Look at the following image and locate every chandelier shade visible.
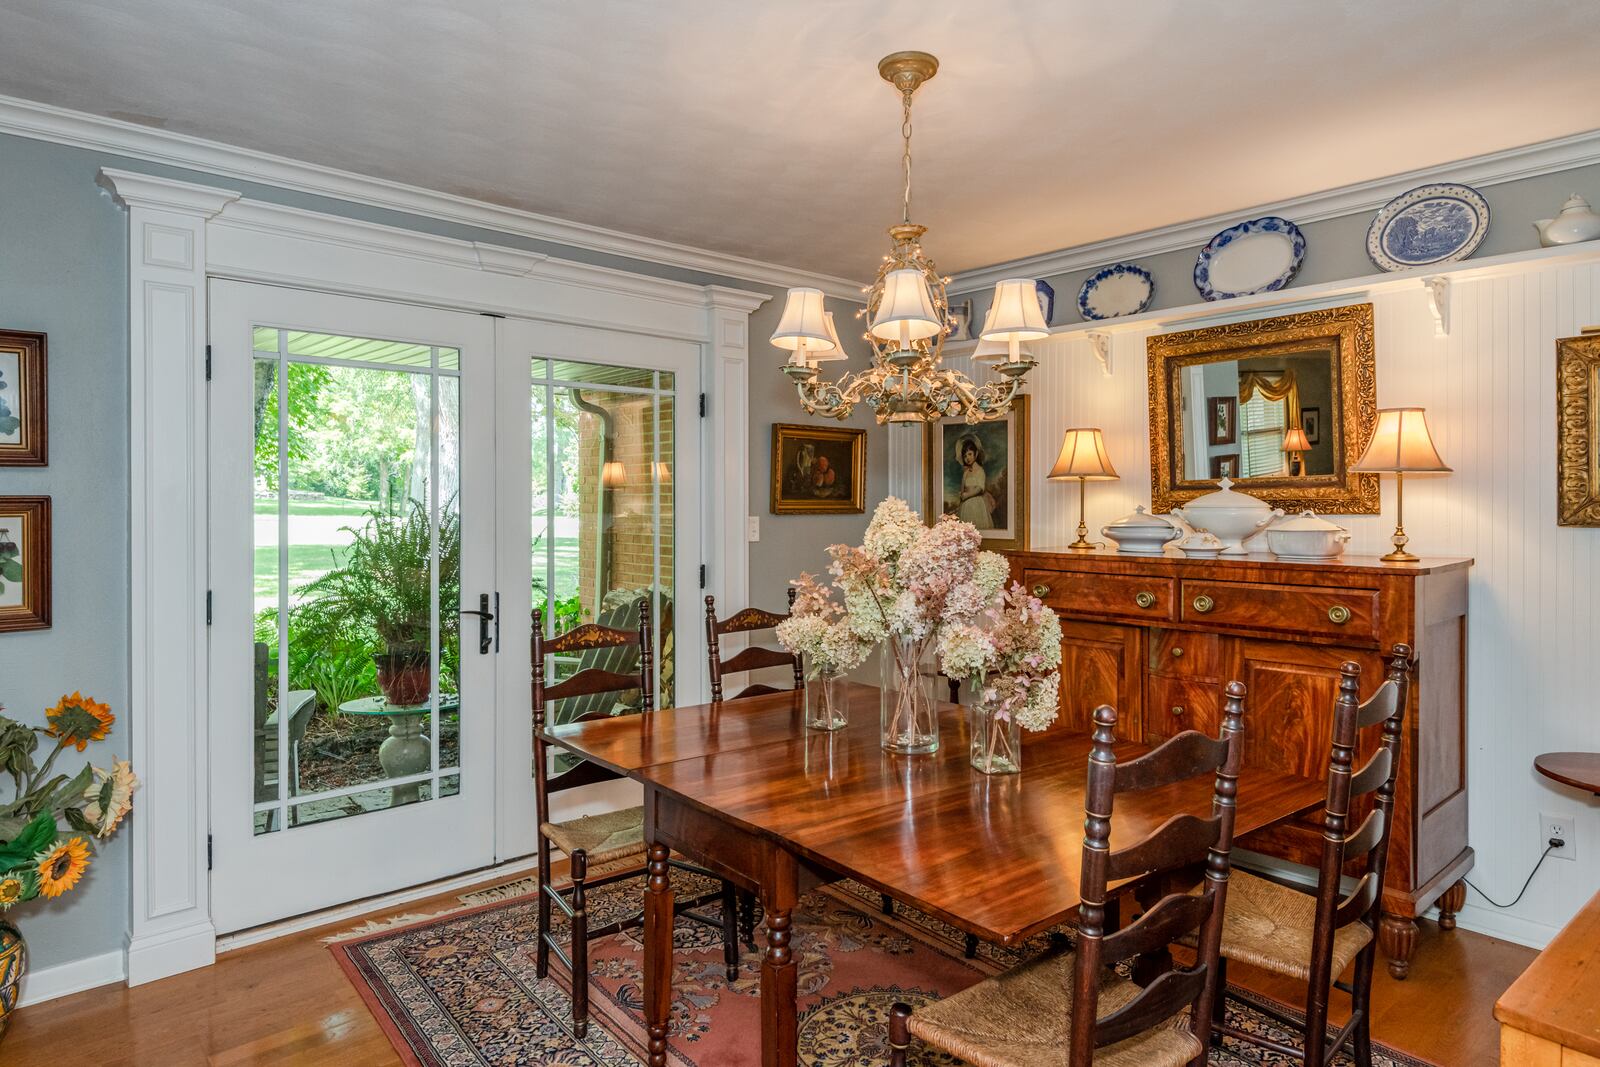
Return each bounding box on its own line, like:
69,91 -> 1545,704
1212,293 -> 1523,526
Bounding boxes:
771,288 -> 835,359
870,268 -> 942,344
972,336 -> 1029,363
810,310 -> 849,363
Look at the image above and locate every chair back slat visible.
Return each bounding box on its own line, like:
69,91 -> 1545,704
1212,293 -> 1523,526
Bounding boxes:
1356,678 -> 1401,729
1067,682 -> 1247,1060
545,667 -> 646,703
542,756 -> 619,796
726,682 -> 785,701
1092,967 -> 1209,1050
1349,747 -> 1394,798
546,621 -> 639,655
1342,807 -> 1386,860
705,590 -> 801,702
1113,730 -> 1231,794
1334,870 -> 1383,927
1105,813 -> 1221,882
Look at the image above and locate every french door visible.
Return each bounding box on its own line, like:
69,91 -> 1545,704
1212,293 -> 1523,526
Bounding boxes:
207,284 -> 703,930
208,281 -> 497,932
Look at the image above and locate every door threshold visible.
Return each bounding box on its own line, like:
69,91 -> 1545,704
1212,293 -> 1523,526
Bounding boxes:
216,853 -> 540,953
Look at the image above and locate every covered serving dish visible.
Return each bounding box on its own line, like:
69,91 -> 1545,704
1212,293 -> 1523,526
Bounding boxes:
1168,477 -> 1284,556
1101,506 -> 1181,555
1264,509 -> 1350,561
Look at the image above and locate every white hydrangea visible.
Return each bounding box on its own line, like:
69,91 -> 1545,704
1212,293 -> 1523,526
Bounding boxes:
938,622 -> 997,681
862,497 -> 925,572
1015,672 -> 1061,733
972,552 -> 1010,599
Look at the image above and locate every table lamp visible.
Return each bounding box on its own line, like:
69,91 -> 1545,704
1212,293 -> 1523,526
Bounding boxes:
1282,426 -> 1312,476
1048,428 -> 1119,550
1353,407 -> 1451,562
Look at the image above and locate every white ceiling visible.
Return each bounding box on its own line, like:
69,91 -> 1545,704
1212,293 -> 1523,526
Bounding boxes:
2,1 -> 1598,280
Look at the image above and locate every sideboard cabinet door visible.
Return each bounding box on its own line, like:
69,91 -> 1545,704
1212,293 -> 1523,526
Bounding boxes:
1056,620 -> 1142,739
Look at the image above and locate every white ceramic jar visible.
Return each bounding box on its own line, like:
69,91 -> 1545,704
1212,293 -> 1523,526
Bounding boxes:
1101,506 -> 1181,555
1534,194 -> 1600,247
1168,477 -> 1283,555
1264,509 -> 1351,561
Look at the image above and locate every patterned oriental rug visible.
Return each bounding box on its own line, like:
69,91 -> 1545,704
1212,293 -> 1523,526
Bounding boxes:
332,874 -> 1433,1066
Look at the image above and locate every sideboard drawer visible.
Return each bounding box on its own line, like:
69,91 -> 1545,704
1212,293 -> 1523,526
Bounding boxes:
1024,569 -> 1176,622
1178,579 -> 1379,640
1146,675 -> 1220,741
1149,629 -> 1222,679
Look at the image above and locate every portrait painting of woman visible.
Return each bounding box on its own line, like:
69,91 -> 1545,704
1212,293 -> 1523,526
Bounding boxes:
924,395 -> 1029,551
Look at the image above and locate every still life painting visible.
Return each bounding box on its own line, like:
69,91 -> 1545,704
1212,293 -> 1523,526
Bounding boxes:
925,395 -> 1028,551
770,423 -> 866,514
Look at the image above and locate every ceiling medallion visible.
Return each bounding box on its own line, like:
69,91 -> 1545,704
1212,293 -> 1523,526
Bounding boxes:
771,51 -> 1046,425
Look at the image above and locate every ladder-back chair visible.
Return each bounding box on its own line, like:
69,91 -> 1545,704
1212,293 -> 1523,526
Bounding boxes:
1208,645 -> 1412,1066
889,686 -> 1248,1067
704,589 -> 801,701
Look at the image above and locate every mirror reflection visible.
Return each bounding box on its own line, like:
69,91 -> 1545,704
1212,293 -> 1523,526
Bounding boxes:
1175,348 -> 1337,482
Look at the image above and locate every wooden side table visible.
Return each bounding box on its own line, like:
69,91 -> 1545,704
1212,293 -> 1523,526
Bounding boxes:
1535,752 -> 1600,796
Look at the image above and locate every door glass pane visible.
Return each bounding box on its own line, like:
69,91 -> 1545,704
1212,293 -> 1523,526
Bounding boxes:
252,330 -> 461,835
531,360 -> 676,735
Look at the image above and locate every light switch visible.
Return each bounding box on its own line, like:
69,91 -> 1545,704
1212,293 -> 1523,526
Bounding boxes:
747,515 -> 761,542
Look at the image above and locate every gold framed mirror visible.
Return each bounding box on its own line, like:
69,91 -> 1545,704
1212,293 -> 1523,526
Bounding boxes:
1147,302 -> 1379,514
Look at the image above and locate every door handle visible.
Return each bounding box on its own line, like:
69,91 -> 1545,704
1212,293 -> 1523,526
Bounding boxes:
459,592 -> 499,654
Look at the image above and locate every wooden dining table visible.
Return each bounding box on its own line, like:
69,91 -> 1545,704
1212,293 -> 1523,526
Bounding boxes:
543,682 -> 1326,1067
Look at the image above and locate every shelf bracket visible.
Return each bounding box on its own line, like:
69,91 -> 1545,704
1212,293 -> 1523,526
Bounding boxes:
1086,331 -> 1113,376
1423,276 -> 1451,336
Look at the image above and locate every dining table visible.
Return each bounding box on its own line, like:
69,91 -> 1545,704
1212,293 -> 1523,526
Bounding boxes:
542,682 -> 1326,1067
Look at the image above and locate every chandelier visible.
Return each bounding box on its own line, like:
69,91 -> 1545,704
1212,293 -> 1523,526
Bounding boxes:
773,51 -> 1046,424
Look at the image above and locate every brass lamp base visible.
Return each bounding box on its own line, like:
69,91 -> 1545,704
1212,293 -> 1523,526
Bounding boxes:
1380,471 -> 1420,562
1068,477 -> 1100,550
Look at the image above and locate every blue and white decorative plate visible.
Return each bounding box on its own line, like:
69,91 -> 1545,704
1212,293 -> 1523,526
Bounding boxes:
1035,279 -> 1055,325
1194,216 -> 1306,301
1365,183 -> 1490,272
1077,263 -> 1155,320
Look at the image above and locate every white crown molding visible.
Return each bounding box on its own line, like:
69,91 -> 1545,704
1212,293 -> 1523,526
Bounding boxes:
3,93 -> 864,300
97,167 -> 239,217
950,127 -> 1600,294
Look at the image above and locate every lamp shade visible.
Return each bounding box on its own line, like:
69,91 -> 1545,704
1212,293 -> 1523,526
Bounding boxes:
1353,408 -> 1451,472
980,278 -> 1049,342
972,336 -> 1029,363
869,268 -> 942,343
1282,427 -> 1312,452
808,310 -> 849,363
771,288 -> 836,353
1048,428 -> 1119,481
601,459 -> 627,488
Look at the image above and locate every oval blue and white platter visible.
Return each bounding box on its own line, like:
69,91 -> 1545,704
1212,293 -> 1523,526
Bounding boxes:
1194,216 -> 1306,301
1077,263 -> 1155,320
1366,183 -> 1490,272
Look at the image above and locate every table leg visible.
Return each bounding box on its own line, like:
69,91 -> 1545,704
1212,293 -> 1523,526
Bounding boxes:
379,713 -> 430,804
761,848 -> 800,1067
644,841 -> 673,1067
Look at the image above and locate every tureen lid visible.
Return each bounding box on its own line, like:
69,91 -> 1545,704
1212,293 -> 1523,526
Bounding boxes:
1104,505 -> 1176,531
1180,476 -> 1272,512
1271,509 -> 1346,532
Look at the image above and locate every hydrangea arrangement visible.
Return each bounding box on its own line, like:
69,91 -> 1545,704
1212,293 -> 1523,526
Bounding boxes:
940,581 -> 1064,732
774,572 -> 873,677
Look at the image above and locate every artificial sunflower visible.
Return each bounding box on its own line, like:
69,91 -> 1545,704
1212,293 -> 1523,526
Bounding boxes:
0,869 -> 36,909
83,759 -> 139,838
34,837 -> 91,899
45,691 -> 114,752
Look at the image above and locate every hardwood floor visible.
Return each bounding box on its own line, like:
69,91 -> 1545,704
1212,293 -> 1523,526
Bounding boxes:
5,880 -> 1532,1066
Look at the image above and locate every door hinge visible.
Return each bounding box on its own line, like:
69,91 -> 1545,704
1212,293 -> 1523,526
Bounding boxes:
205,343 -> 212,381
699,564 -> 707,589
699,392 -> 706,418
206,590 -> 213,625
207,834 -> 213,871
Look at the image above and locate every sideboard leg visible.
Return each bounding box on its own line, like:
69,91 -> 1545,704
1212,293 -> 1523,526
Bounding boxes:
1379,913 -> 1418,980
1437,880 -> 1467,931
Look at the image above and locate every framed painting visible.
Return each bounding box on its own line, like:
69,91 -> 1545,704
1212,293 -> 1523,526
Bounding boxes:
1210,452 -> 1241,479
0,496 -> 51,632
1301,406 -> 1322,445
1558,331 -> 1600,526
0,330 -> 47,466
1207,395 -> 1237,446
924,395 -> 1029,551
770,423 -> 867,514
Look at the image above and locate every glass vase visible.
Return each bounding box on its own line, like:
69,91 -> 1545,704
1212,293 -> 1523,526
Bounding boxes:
969,697 -> 1022,775
805,669 -> 849,731
880,635 -> 939,754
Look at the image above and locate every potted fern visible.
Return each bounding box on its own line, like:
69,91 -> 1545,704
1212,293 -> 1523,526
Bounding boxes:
298,500 -> 460,707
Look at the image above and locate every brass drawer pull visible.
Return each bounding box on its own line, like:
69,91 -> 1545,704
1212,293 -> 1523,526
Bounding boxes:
1031,583 -> 1050,598
1170,647 -> 1184,659
1134,591 -> 1156,609
1191,594 -> 1215,614
1171,705 -> 1186,717
1327,604 -> 1352,625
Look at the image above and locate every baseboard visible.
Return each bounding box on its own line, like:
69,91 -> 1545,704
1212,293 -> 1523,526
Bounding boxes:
1449,903 -> 1559,951
17,948 -> 125,1008
125,919 -> 217,986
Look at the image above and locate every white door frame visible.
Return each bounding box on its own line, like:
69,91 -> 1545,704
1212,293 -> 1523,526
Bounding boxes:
99,167 -> 767,984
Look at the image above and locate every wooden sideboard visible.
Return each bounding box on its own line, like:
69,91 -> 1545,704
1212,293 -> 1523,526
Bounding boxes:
1005,546 -> 1473,979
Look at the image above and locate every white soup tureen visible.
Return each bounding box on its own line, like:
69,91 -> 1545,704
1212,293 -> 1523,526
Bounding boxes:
1101,506 -> 1182,555
1264,510 -> 1351,561
1168,478 -> 1283,556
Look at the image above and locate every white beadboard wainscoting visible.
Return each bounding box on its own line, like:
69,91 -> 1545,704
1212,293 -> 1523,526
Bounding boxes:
893,249 -> 1600,948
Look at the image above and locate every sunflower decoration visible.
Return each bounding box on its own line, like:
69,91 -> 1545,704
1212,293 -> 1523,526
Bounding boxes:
44,692 -> 115,752
83,760 -> 139,838
34,838 -> 92,899
0,869 -> 37,909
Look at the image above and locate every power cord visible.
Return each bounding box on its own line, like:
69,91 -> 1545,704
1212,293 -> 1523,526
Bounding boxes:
1464,838 -> 1563,909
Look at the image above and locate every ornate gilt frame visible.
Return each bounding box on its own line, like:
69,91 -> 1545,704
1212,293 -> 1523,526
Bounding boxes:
770,423 -> 868,515
1557,332 -> 1600,526
1147,302 -> 1380,514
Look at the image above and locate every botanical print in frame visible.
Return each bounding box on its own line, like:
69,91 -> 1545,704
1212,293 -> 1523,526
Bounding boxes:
924,394 -> 1029,552
0,330 -> 47,466
1301,406 -> 1322,445
1207,395 -> 1237,446
1210,453 -> 1241,479
1557,332 -> 1600,526
0,496 -> 51,632
770,423 -> 867,514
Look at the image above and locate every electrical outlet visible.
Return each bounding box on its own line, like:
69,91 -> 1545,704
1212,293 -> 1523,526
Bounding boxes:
746,515 -> 760,542
1541,813 -> 1577,861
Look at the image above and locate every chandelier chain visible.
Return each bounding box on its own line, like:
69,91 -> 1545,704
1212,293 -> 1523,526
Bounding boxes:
901,89 -> 914,225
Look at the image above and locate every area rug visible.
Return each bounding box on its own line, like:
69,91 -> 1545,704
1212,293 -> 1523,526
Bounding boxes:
333,875 -> 1433,1066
